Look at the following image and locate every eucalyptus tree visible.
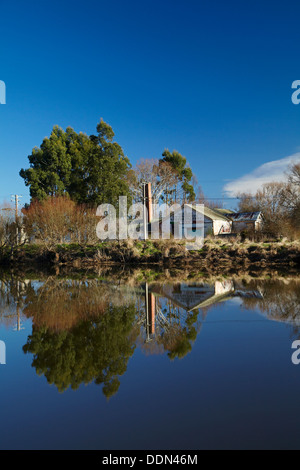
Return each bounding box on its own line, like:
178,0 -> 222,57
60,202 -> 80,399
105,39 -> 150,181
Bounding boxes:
159,150 -> 196,204
20,119 -> 132,207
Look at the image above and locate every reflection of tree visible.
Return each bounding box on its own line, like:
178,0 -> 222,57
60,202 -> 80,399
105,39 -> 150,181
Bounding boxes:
137,294 -> 202,360
160,308 -> 200,360
238,280 -> 300,337
240,280 -> 300,321
23,304 -> 138,398
21,278 -> 141,331
22,278 -> 109,331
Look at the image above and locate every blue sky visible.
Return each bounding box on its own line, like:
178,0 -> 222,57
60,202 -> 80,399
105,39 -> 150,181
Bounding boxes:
1,0 -> 300,209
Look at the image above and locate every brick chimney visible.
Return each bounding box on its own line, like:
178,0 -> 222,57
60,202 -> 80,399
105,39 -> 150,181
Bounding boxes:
145,183 -> 152,223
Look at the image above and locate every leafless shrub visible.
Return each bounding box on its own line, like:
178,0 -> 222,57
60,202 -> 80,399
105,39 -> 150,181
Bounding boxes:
22,196 -> 99,248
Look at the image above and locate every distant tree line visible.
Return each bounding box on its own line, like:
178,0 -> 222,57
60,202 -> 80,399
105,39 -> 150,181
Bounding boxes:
237,163 -> 300,238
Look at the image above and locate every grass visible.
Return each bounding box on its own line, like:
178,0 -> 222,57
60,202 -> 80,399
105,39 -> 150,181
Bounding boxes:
1,237 -> 300,271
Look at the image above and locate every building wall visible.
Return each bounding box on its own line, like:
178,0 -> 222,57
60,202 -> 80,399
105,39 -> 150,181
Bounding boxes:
255,219 -> 263,231
215,280 -> 234,295
186,219 -> 232,237
166,211 -> 233,238
212,220 -> 232,235
232,221 -> 256,232
204,221 -> 213,237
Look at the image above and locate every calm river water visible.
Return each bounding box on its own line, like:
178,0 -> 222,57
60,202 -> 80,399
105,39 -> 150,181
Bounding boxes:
0,270 -> 300,450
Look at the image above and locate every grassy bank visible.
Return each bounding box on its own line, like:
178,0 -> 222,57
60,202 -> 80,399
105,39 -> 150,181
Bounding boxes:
1,237 -> 300,273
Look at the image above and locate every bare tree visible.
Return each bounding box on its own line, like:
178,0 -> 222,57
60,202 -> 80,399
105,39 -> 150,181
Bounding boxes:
288,163 -> 300,188
237,192 -> 260,212
284,163 -> 300,228
237,182 -> 289,236
129,158 -> 178,205
22,196 -> 99,248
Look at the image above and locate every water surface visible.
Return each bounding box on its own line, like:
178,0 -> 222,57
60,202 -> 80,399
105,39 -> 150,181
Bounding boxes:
0,270 -> 300,450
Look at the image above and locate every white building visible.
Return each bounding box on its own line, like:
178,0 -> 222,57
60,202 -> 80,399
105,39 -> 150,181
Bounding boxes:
168,205 -> 232,238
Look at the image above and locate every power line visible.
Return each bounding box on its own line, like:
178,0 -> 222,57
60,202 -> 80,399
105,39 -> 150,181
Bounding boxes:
202,197 -> 239,200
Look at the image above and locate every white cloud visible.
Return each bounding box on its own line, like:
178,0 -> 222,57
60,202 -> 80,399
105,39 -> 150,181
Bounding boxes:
223,153 -> 300,197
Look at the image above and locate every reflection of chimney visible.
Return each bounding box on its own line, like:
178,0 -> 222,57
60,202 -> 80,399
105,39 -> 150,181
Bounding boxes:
145,183 -> 152,223
148,292 -> 156,336
145,283 -> 156,341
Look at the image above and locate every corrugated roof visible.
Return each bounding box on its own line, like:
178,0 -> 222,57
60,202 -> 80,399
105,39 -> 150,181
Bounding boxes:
226,212 -> 262,222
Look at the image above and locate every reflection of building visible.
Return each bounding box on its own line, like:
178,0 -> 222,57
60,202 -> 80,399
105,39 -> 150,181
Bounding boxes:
150,281 -> 235,312
233,289 -> 264,300
138,280 -> 266,354
138,280 -> 237,355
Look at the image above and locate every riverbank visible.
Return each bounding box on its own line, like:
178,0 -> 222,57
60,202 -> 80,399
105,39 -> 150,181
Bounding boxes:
1,238 -> 300,274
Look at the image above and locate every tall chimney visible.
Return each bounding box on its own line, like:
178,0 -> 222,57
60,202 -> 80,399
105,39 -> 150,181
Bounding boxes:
145,183 -> 152,223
